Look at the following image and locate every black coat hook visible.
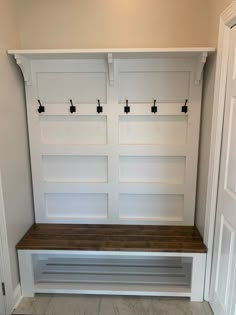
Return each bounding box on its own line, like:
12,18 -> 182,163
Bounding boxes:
124,100 -> 130,114
38,100 -> 45,113
151,99 -> 157,114
182,99 -> 188,114
70,99 -> 76,114
97,99 -> 103,114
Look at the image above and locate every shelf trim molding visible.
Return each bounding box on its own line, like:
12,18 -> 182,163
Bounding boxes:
9,47 -> 216,56
195,52 -> 208,85
14,54 -> 32,86
107,53 -> 114,86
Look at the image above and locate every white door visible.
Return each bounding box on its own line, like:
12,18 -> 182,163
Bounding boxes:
0,254 -> 6,315
210,25 -> 236,315
0,176 -> 6,315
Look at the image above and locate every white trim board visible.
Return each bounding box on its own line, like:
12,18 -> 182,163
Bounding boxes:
0,170 -> 16,315
8,48 -> 216,62
12,284 -> 22,311
203,0 -> 236,301
8,47 -> 215,54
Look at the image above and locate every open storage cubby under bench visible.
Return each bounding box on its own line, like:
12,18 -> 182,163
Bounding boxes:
17,224 -> 207,301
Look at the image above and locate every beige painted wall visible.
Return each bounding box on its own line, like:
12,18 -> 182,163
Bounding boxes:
16,0 -> 210,49
0,0 -> 34,297
15,0 -> 236,48
209,0 -> 234,45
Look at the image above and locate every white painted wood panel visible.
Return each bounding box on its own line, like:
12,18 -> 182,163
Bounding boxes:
40,116 -> 107,145
11,50 -> 205,225
119,71 -> 189,103
45,193 -> 108,219
43,155 -> 108,183
117,102 -> 190,116
119,156 -> 185,184
37,72 -> 107,104
119,194 -> 183,221
119,115 -> 188,145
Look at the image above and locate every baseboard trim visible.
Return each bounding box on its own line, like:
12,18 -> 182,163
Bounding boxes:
12,284 -> 22,312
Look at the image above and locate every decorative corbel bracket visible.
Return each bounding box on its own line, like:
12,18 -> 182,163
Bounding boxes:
107,53 -> 114,86
14,54 -> 32,86
195,52 -> 208,85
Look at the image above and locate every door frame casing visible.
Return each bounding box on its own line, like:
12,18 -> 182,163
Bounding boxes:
0,170 -> 16,315
204,0 -> 236,301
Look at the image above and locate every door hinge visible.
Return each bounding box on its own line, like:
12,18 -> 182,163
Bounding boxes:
2,282 -> 5,296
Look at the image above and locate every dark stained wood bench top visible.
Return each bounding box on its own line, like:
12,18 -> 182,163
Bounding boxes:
16,224 -> 207,253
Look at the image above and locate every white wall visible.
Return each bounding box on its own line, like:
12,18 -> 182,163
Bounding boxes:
0,0 -> 34,300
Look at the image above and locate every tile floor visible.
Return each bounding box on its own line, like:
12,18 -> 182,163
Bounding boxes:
13,294 -> 213,315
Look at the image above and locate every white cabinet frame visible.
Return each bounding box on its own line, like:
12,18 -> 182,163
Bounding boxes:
9,48 -> 214,226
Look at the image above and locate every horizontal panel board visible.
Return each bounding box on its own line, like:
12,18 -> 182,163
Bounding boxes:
34,257 -> 191,287
36,263 -> 185,277
36,272 -> 190,286
118,145 -> 187,156
119,71 -> 190,103
36,103 -> 109,116
45,193 -> 108,218
119,194 -> 184,221
119,156 -> 185,184
34,282 -> 191,297
117,103 -> 189,116
43,257 -> 185,267
40,144 -> 110,156
119,116 -> 188,145
40,116 -> 107,145
43,155 -> 108,183
37,72 -> 107,103
43,182 -> 109,194
119,183 -> 184,195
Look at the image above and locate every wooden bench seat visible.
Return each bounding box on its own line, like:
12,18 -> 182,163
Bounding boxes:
17,224 -> 207,253
17,224 -> 207,302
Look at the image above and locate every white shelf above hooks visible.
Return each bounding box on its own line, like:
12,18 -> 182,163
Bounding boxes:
8,47 -> 216,57
9,48 -> 215,87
